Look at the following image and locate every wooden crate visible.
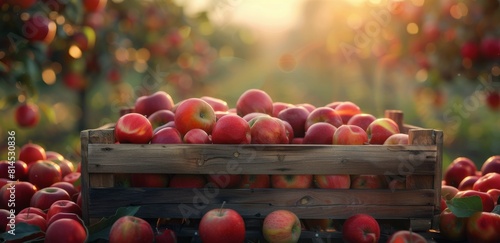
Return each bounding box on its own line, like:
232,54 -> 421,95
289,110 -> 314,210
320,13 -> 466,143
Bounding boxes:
80,110 -> 443,241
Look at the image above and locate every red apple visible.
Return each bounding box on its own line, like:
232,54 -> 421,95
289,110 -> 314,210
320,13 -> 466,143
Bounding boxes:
277,106 -> 310,138
262,210 -> 301,243
45,218 -> 87,243
304,107 -> 343,131
271,175 -> 312,189
19,142 -> 46,165
366,118 -> 400,144
63,172 -> 81,191
480,37 -> 500,60
487,189 -> 500,205
335,101 -> 362,124
481,155 -> 500,175
52,159 -> 75,178
83,0 -> 107,12
342,214 -> 380,243
155,228 -> 177,243
0,160 -> 28,181
239,175 -> 270,188
461,41 -> 480,60
183,128 -> 211,144
0,209 -> 10,233
0,181 -> 37,213
200,96 -> 229,112
388,178 -> 406,190
51,182 -> 79,200
135,91 -> 175,117
291,138 -> 303,144
439,208 -> 467,241
486,91 -> 500,110
115,113 -> 153,144
272,102 -> 294,117
46,151 -> 64,161
296,103 -> 316,113
350,175 -> 386,189
46,200 -> 82,220
174,98 -> 216,136
386,230 -> 427,243
15,103 -> 40,128
282,120 -> 294,143
458,175 -> 480,191
314,174 -> 350,189
212,114 -> 251,144
22,13 -> 57,44
207,174 -> 242,189
347,113 -> 376,131
199,207 -> 246,243
63,72 -> 87,91
19,207 -> 47,219
444,157 -> 477,188
14,212 -> 47,232
28,160 -> 62,189
441,185 -> 459,211
454,190 -> 494,212
383,133 -> 409,145
473,172 -> 500,192
130,173 -> 169,187
46,212 -> 84,227
151,127 -> 183,144
302,122 -> 337,144
30,187 -> 71,211
242,112 -> 269,122
325,101 -> 342,109
169,174 -> 206,188
332,125 -> 368,145
148,109 -> 175,129
236,89 -> 273,117
466,211 -> 500,243
249,116 -> 289,144
109,216 -> 154,243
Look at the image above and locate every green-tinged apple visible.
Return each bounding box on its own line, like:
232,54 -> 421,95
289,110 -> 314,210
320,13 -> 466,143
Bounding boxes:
211,114 -> 251,144
347,113 -> 376,131
51,182 -> 79,200
272,102 -> 294,117
151,127 -> 183,144
46,200 -> 82,220
444,157 -> 477,188
314,174 -> 350,189
333,125 -> 368,145
131,173 -> 169,187
28,160 -> 62,189
30,187 -> 71,211
304,107 -> 343,131
366,118 -> 400,144
148,109 -> 175,129
0,160 -> 28,181
0,181 -> 37,213
239,175 -> 270,188
169,174 -> 206,188
249,116 -> 289,144
15,103 -> 40,128
183,128 -> 211,144
473,172 -> 500,192
342,214 -> 380,243
19,142 -> 46,165
115,113 -> 153,144
174,98 -> 216,135
45,218 -> 87,243
277,106 -> 310,138
386,230 -> 427,243
198,207 -> 246,243
109,216 -> 154,243
383,133 -> 409,145
303,122 -> 337,144
334,101 -> 362,124
207,174 -> 242,188
135,91 -> 175,117
439,208 -> 467,241
458,175 -> 480,191
454,190 -> 494,212
466,212 -> 500,243
350,175 -> 386,189
271,175 -> 312,189
236,89 -> 274,117
262,210 -> 301,243
481,155 -> 500,175
155,228 -> 177,243
200,96 -> 229,112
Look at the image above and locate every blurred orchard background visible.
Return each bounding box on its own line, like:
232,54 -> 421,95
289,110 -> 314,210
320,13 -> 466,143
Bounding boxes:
0,0 -> 499,169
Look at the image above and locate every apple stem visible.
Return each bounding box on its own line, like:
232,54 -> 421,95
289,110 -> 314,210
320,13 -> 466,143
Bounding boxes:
219,201 -> 226,216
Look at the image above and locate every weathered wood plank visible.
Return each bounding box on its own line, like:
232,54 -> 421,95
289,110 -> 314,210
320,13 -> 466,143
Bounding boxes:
87,144 -> 437,175
80,130 -> 90,225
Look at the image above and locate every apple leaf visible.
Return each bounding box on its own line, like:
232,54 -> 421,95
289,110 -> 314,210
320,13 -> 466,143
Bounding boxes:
0,222 -> 43,242
86,206 -> 140,242
446,196 -> 483,218
492,205 -> 500,215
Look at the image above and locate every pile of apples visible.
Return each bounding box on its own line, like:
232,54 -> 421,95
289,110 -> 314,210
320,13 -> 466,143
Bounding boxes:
0,142 -> 84,242
440,155 -> 500,243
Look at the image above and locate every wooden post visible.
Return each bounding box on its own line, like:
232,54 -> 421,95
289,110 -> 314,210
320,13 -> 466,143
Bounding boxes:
385,110 -> 404,133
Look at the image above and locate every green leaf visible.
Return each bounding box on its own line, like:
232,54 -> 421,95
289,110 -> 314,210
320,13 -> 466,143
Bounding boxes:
446,196 -> 483,218
86,206 -> 141,242
0,222 -> 43,242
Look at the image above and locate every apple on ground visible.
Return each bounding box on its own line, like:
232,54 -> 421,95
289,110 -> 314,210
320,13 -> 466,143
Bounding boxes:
30,187 -> 71,211
347,113 -> 376,131
271,175 -> 312,189
239,175 -> 270,188
386,230 -> 427,243
0,181 -> 37,212
444,157 -> 477,188
134,91 -> 174,117
174,98 -> 216,136
200,96 -> 229,112
207,174 -> 242,189
277,106 -> 310,138
439,208 -> 467,241
314,174 -> 350,189
19,142 -> 47,165
481,155 -> 500,175
272,102 -> 294,117
383,133 -> 409,145
0,160 -> 28,181
151,127 -> 183,144
114,113 -> 153,144
211,114 -> 251,144
45,218 -> 87,243
366,118 -> 400,144
236,89 -> 274,117
46,199 -> 82,220
15,103 -> 40,128
334,101 -> 362,124
130,173 -> 169,187
333,125 -> 368,145
304,107 -> 343,131
350,175 -> 387,189
109,216 -> 154,243
466,211 -> 500,243
183,128 -> 211,144
169,174 -> 206,188
148,109 -> 175,129
28,160 -> 62,189
454,190 -> 494,212
155,228 -> 177,243
473,172 -> 500,192
302,122 -> 337,144
458,175 -> 480,191
262,210 -> 301,243
342,214 -> 380,243
249,116 -> 289,144
199,207 -> 246,243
